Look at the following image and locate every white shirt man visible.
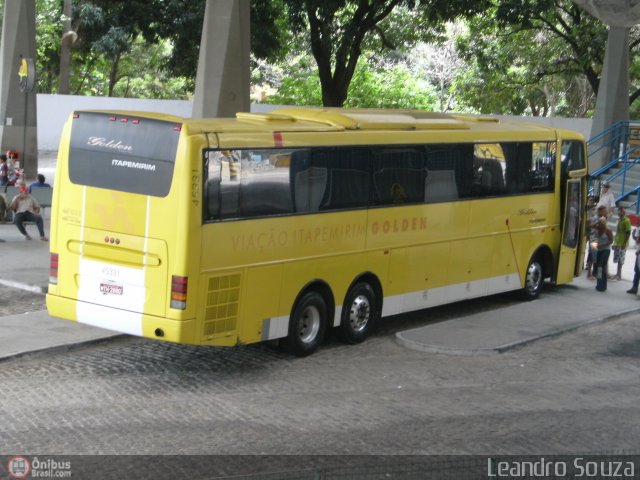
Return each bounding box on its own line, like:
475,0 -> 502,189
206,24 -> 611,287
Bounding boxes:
597,182 -> 616,219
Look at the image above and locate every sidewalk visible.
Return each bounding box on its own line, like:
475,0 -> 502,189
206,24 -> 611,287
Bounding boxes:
0,194 -> 120,361
396,272 -> 640,355
2,214 -> 640,361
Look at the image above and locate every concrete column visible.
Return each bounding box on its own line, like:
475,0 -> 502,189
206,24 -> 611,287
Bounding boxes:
0,0 -> 38,180
192,0 -> 250,119
589,26 -> 629,171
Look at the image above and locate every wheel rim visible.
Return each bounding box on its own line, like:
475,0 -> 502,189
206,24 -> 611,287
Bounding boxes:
526,261 -> 542,294
297,305 -> 321,344
348,294 -> 371,333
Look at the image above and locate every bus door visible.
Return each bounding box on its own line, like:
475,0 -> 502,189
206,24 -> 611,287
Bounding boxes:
556,139 -> 587,283
556,178 -> 584,283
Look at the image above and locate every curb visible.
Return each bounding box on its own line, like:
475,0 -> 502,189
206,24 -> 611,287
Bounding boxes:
0,278 -> 47,294
0,333 -> 126,363
395,307 -> 640,356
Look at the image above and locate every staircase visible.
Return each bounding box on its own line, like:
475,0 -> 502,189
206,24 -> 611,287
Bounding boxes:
588,120 -> 640,215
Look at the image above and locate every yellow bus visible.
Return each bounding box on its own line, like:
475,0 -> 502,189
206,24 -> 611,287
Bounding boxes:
46,108 -> 587,356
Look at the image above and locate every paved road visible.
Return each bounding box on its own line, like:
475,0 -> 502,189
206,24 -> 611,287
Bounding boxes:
1,290 -> 639,458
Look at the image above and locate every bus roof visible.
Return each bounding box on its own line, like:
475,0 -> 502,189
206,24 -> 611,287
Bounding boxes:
80,108 -> 581,140
181,107 -> 571,137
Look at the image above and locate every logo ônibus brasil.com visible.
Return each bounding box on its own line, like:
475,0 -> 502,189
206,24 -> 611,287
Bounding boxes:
7,455 -> 72,478
7,456 -> 31,478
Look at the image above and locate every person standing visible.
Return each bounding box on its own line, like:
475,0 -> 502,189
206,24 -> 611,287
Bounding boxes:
9,185 -> 47,241
611,206 -> 632,281
627,228 -> 640,294
0,154 -> 8,186
597,181 -> 616,219
586,203 -> 607,279
594,217 -> 613,292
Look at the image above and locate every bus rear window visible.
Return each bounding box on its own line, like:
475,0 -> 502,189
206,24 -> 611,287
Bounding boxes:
68,111 -> 181,197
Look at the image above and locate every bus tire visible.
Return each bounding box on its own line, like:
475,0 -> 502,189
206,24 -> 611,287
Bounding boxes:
521,256 -> 544,300
281,291 -> 327,357
338,282 -> 377,344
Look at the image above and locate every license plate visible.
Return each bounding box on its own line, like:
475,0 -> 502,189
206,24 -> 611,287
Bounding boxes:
100,283 -> 123,295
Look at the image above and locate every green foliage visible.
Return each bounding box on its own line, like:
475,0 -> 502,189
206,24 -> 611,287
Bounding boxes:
24,0 -> 640,118
454,0 -> 608,116
265,55 -> 438,109
34,0 -> 288,97
139,0 -> 291,80
345,61 -> 438,109
36,0 -> 63,93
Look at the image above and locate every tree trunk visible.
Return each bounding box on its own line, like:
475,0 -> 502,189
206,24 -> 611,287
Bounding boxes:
108,53 -> 121,97
58,0 -> 74,94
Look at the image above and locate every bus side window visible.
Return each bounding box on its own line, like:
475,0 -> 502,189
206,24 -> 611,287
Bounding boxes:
309,148 -> 370,210
372,148 -> 426,205
425,170 -> 458,202
290,149 -> 328,214
218,150 -> 241,218
293,167 -> 328,213
561,140 -> 585,174
204,151 -> 223,220
425,144 -> 473,201
502,142 -> 555,194
473,157 -> 505,196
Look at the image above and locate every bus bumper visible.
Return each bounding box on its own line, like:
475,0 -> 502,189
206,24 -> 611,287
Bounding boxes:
46,294 -> 197,345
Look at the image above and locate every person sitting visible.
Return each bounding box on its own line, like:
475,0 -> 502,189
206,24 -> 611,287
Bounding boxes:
28,173 -> 51,193
0,193 -> 7,223
10,185 -> 47,241
6,151 -> 23,186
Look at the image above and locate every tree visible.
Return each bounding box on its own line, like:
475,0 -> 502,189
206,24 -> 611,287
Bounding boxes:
407,23 -> 466,112
139,0 -> 291,87
35,0 -> 290,97
58,0 -> 75,94
458,0 -> 640,116
283,0 -> 490,107
264,52 -> 438,109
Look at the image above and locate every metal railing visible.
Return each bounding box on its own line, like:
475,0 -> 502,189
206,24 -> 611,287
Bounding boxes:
588,120 -> 640,213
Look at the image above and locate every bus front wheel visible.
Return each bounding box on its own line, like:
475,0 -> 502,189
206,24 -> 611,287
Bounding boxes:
522,256 -> 544,300
338,282 -> 378,344
281,291 -> 328,357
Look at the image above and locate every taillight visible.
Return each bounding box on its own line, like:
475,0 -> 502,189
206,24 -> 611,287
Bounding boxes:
49,253 -> 59,285
170,275 -> 188,310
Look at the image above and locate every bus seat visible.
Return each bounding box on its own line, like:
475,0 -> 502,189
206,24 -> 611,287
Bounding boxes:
484,158 -> 505,192
294,167 -> 327,213
206,179 -> 220,219
219,182 -> 241,218
322,168 -> 370,209
424,170 -> 458,202
241,174 -> 292,217
373,168 -> 425,204
480,169 -> 493,189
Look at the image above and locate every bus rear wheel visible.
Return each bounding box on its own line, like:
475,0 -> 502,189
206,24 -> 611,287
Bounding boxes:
521,256 -> 544,300
338,282 -> 377,344
281,291 -> 328,357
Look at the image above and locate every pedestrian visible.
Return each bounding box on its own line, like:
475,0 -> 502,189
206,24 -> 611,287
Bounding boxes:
594,216 -> 613,292
0,154 -> 8,186
610,206 -> 632,281
627,228 -> 640,294
597,181 -> 616,219
9,185 -> 48,241
585,195 -> 607,280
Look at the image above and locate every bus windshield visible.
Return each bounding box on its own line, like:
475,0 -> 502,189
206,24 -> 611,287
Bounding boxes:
68,111 -> 181,197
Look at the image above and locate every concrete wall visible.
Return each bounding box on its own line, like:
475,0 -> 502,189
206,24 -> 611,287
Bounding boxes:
37,94 -> 192,151
36,94 -> 593,151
